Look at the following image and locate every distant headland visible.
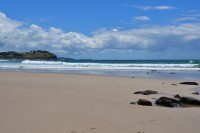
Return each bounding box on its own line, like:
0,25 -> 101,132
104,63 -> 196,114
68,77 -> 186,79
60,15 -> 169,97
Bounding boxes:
0,50 -> 57,60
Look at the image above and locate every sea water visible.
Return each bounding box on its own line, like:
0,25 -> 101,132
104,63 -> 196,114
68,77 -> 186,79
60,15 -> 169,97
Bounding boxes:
0,59 -> 200,80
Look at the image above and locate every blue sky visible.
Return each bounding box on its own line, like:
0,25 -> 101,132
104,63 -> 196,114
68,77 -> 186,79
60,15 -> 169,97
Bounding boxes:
0,0 -> 200,59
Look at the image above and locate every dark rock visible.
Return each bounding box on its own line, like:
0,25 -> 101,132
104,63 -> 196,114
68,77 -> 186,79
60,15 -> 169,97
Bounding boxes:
170,72 -> 176,74
130,102 -> 136,104
134,90 -> 158,95
179,97 -> 200,106
131,77 -> 135,78
134,91 -> 143,94
174,94 -> 181,99
192,92 -> 199,95
137,99 -> 152,106
171,84 -> 177,86
155,97 -> 179,107
180,82 -> 198,85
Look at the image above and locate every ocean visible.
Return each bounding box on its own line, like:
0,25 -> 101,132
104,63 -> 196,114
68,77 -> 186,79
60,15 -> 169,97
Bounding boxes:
0,59 -> 200,80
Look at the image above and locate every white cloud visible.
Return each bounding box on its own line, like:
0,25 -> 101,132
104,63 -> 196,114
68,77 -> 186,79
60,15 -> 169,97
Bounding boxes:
174,13 -> 200,22
112,29 -> 119,32
133,16 -> 150,22
0,11 -> 200,56
0,12 -> 22,33
134,5 -> 177,10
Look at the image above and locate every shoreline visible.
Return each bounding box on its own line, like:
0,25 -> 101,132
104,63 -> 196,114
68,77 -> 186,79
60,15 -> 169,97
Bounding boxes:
0,68 -> 200,80
1,58 -> 200,80
0,71 -> 200,133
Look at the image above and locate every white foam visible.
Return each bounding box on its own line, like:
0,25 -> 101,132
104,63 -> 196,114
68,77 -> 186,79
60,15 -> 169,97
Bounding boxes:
0,60 -> 8,62
21,60 -> 68,65
1,60 -> 200,71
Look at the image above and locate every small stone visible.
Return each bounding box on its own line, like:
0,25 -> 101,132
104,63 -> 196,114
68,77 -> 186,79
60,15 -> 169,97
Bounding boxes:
130,102 -> 136,105
134,90 -> 158,95
192,92 -> 199,95
170,72 -> 176,74
180,82 -> 198,85
174,94 -> 181,99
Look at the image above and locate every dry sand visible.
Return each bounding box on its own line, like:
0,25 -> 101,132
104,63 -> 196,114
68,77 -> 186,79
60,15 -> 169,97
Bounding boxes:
0,71 -> 200,133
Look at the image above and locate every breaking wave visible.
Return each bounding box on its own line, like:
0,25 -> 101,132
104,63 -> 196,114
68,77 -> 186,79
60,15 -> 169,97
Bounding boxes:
0,60 -> 196,71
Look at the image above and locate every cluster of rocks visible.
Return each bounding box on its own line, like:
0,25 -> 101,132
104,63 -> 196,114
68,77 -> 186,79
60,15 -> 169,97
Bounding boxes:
131,94 -> 200,108
130,81 -> 200,108
157,95 -> 200,107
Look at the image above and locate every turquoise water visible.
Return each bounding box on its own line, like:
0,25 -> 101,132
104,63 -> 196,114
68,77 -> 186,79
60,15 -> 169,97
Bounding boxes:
0,59 -> 200,79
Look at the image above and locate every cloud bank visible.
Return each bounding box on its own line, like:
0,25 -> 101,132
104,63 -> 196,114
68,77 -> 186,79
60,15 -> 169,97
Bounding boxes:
0,11 -> 200,57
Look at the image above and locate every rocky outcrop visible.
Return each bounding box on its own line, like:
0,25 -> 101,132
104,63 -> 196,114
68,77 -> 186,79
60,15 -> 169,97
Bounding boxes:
0,50 -> 57,60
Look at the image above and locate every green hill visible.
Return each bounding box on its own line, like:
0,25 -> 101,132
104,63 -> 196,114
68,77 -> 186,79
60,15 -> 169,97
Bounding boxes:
0,50 -> 57,60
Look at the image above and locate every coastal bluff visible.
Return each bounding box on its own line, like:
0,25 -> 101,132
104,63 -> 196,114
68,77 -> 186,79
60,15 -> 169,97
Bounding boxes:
0,50 -> 57,60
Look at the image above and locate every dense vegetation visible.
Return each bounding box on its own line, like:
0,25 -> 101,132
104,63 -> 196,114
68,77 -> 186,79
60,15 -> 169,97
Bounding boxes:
0,50 -> 57,60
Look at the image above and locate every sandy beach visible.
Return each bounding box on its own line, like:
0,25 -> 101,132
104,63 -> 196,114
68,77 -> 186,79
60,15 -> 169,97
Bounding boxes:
0,71 -> 200,133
